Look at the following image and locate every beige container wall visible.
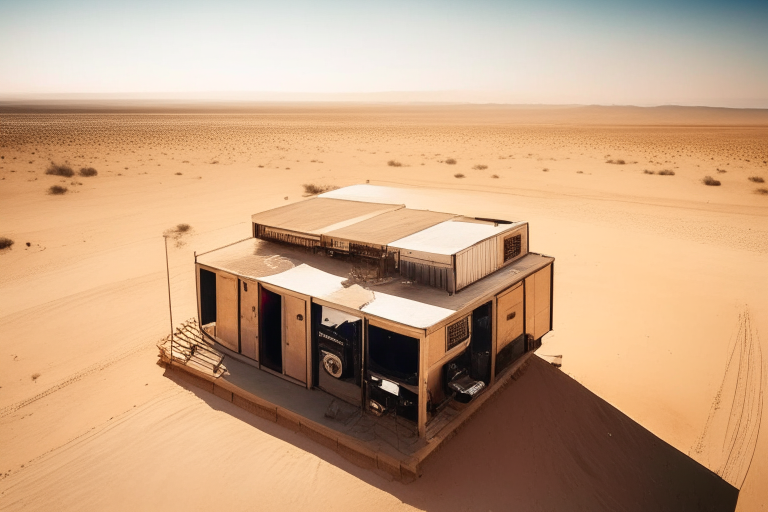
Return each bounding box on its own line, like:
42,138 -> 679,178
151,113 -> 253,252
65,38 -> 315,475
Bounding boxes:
240,280 -> 259,361
534,264 -> 552,340
455,237 -> 499,290
524,264 -> 553,341
216,272 -> 239,352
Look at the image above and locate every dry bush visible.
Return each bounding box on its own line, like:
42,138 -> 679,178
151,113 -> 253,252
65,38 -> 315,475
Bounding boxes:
473,164 -> 488,170
702,176 -> 721,186
0,237 -> 14,250
717,168 -> 727,173
542,168 -> 549,172
643,169 -> 655,174
445,158 -> 457,165
748,176 -> 765,183
48,185 -> 68,195
31,373 -> 41,381
303,183 -> 338,195
175,172 -> 183,175
491,174 -> 499,179
657,170 -> 675,175
454,173 -> 465,178
164,223 -> 192,247
606,159 -> 626,165
387,160 -> 402,167
46,162 -> 74,177
78,167 -> 97,177
755,188 -> 768,195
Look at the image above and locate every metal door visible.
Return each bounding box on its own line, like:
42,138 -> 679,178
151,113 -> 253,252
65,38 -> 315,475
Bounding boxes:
496,283 -> 524,352
216,273 -> 239,352
283,295 -> 307,383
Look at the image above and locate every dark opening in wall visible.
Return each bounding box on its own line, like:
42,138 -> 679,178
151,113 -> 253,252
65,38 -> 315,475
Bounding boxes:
260,288 -> 283,373
367,325 -> 419,386
199,269 -> 217,325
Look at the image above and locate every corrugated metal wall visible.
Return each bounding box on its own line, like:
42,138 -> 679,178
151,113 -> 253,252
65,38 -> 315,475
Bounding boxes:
400,259 -> 454,291
455,237 -> 499,290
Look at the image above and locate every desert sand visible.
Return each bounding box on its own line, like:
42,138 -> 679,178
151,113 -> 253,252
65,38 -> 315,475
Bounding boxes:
0,104 -> 766,511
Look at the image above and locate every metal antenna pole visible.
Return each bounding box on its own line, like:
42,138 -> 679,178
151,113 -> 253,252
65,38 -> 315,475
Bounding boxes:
164,235 -> 174,365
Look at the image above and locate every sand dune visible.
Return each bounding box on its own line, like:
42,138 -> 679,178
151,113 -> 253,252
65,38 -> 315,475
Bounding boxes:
0,105 -> 766,510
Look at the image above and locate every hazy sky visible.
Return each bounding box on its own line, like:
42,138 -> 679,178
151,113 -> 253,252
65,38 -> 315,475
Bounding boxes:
1,0 -> 766,106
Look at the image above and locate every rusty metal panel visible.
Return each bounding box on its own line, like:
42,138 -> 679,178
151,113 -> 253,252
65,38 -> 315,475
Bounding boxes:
216,272 -> 239,352
240,280 -> 258,361
283,294 -> 307,383
496,284 -> 524,352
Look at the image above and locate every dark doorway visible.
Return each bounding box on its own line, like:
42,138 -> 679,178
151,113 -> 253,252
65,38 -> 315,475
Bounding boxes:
259,288 -> 282,373
199,268 -> 217,325
470,301 -> 492,384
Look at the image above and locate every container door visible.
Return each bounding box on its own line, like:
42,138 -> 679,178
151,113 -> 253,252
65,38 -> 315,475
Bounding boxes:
283,295 -> 307,383
497,283 -> 524,351
240,280 -> 258,360
216,273 -> 239,352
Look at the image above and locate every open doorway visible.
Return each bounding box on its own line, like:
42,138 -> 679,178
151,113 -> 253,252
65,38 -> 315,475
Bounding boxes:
366,324 -> 420,423
260,288 -> 282,373
470,301 -> 492,384
200,268 -> 217,327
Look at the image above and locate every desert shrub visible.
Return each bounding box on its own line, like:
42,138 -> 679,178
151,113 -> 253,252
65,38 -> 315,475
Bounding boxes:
657,170 -> 675,176
48,185 -> 68,195
445,158 -> 457,165
31,373 -> 41,381
542,168 -> 549,172
755,188 -> 768,195
454,173 -> 465,178
175,172 -> 183,175
175,223 -> 191,233
387,160 -> 402,167
78,167 -> 97,177
303,183 -> 338,195
606,159 -> 626,165
643,170 -> 655,175
702,176 -> 721,186
46,162 -> 74,177
0,237 -> 14,250
491,174 -> 499,178
473,164 -> 488,170
748,176 -> 765,183
717,168 -> 727,173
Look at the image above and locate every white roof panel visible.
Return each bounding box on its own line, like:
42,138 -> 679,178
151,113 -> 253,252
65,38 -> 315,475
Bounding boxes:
259,264 -> 344,298
389,220 -> 516,256
361,293 -> 455,329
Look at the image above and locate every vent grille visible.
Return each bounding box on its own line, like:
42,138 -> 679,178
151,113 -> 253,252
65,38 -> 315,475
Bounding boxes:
503,234 -> 522,262
446,317 -> 470,351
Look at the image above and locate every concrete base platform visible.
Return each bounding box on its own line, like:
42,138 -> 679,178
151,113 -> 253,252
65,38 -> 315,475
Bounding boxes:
160,350 -> 534,481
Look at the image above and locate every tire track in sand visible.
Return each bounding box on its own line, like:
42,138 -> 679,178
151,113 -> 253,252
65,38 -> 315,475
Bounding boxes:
0,339 -> 157,419
690,307 -> 764,488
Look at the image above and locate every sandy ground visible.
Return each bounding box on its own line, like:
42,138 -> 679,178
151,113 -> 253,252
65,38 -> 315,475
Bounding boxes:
0,105 -> 766,510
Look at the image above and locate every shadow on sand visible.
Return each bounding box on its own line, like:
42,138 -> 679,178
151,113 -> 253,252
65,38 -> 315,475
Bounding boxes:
170,356 -> 738,512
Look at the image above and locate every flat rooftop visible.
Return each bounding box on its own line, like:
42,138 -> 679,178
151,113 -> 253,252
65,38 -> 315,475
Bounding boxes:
197,238 -> 553,330
250,197 -> 402,235
323,208 -> 456,247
